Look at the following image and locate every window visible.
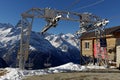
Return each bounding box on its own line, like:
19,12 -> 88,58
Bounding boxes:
85,42 -> 90,49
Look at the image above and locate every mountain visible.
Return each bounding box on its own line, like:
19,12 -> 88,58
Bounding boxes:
44,33 -> 80,51
0,21 -> 80,69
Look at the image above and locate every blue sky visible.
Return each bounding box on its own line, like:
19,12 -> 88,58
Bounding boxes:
0,0 -> 120,34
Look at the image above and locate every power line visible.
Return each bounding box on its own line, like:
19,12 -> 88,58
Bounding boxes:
73,0 -> 104,11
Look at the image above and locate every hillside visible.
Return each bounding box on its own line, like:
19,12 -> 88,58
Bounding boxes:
0,21 -> 80,69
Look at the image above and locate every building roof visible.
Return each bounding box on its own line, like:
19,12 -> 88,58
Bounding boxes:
80,26 -> 120,39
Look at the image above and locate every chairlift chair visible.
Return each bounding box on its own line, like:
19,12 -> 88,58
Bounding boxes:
44,53 -> 51,67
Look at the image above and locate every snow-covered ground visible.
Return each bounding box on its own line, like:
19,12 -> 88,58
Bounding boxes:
0,62 -> 106,80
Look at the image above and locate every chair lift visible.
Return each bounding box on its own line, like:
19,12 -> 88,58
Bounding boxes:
44,52 -> 51,67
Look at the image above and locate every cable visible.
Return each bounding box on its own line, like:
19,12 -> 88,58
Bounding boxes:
73,0 -> 104,11
109,15 -> 120,20
64,0 -> 81,10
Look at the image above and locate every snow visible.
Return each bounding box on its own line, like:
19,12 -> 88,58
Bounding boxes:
45,35 -> 63,48
29,45 -> 36,51
87,65 -> 106,69
0,24 -> 20,46
0,68 -> 22,80
49,62 -> 86,72
0,28 -> 12,37
0,62 -> 106,80
45,33 -> 80,51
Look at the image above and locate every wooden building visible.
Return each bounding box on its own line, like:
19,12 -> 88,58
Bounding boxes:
80,26 -> 120,67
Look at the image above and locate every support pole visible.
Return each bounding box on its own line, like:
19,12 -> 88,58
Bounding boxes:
18,17 -> 34,69
19,18 -> 25,69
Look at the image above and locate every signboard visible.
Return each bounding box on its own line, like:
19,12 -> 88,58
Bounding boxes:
94,43 -> 107,59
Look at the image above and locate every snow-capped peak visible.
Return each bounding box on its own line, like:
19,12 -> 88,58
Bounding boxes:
45,33 -> 80,52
